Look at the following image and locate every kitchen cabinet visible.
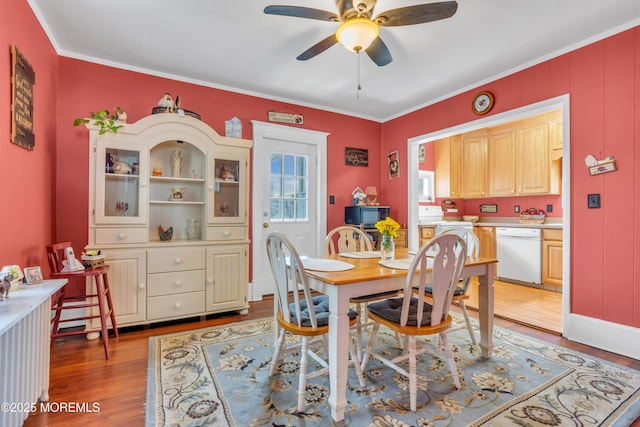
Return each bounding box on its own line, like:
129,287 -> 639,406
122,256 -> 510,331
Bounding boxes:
419,225 -> 435,248
542,228 -> 563,289
461,131 -> 488,198
85,113 -> 251,327
434,110 -> 562,199
474,226 -> 496,259
488,124 -> 518,196
518,116 -> 552,195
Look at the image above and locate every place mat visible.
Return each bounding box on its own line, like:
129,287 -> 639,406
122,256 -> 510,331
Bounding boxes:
338,251 -> 381,259
378,257 -> 432,270
299,256 -> 354,272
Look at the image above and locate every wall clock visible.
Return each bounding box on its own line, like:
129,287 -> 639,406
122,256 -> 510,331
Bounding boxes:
472,91 -> 494,115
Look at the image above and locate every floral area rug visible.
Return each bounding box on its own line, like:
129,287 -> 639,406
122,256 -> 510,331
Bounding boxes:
146,315 -> 640,426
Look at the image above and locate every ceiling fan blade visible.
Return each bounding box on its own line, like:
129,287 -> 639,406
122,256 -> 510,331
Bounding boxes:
264,5 -> 340,22
374,1 -> 458,27
296,34 -> 338,61
366,36 -> 392,66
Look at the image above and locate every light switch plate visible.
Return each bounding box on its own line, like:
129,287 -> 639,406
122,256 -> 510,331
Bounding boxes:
588,194 -> 600,209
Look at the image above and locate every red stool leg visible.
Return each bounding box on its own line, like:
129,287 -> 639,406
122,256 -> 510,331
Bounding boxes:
102,272 -> 118,338
94,274 -> 110,359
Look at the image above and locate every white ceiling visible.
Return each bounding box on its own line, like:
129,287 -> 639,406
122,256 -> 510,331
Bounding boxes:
29,0 -> 640,122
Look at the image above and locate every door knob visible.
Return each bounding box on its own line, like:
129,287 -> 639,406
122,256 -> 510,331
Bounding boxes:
263,223 -> 269,228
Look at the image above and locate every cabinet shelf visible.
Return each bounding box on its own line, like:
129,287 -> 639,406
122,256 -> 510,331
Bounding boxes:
150,176 -> 205,183
106,173 -> 140,180
214,179 -> 239,184
150,200 -> 205,205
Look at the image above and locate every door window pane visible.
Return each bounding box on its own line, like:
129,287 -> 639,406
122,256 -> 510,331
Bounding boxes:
270,152 -> 309,222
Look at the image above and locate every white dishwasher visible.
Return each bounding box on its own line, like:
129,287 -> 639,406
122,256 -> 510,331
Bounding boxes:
496,227 -> 542,284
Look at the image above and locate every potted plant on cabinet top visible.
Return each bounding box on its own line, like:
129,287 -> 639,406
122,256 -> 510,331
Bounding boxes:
74,107 -> 126,135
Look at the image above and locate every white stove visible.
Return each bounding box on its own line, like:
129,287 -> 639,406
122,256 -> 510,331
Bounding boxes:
418,205 -> 473,233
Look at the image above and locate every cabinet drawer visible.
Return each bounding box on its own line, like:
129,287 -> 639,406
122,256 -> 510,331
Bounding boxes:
206,226 -> 247,241
147,291 -> 205,320
95,228 -> 147,244
147,270 -> 205,297
420,227 -> 435,239
147,247 -> 205,273
543,228 -> 563,241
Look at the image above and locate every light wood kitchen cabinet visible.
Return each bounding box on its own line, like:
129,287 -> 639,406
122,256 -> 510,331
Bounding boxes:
461,131 -> 488,198
394,229 -> 408,249
434,110 -> 562,199
518,117 -> 552,195
419,226 -> 435,248
85,113 -> 251,327
542,229 -> 563,288
488,124 -> 518,196
473,226 -> 496,259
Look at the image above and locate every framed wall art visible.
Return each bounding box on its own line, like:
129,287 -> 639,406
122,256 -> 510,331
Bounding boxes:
345,147 -> 368,167
388,150 -> 400,179
418,144 -> 425,164
11,45 -> 36,151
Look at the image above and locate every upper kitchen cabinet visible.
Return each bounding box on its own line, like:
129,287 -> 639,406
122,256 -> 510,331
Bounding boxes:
461,130 -> 488,198
435,110 -> 562,199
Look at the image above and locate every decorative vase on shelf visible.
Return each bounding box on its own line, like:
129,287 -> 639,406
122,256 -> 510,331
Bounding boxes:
186,218 -> 200,240
380,234 -> 395,260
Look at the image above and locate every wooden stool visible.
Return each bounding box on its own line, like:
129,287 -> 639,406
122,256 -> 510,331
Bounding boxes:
47,242 -> 118,359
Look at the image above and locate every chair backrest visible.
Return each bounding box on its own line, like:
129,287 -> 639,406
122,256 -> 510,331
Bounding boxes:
404,233 -> 467,327
325,225 -> 373,254
266,232 -> 319,329
47,241 -> 72,275
436,227 -> 479,292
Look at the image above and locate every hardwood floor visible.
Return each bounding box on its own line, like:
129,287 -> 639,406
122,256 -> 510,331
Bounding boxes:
465,279 -> 563,334
23,297 -> 639,427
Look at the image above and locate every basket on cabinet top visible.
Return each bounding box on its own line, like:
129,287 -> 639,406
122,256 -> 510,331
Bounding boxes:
519,214 -> 545,224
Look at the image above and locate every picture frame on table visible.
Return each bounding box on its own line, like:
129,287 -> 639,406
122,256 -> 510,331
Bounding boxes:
24,266 -> 43,284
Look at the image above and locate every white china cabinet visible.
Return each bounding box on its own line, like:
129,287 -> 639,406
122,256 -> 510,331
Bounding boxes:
86,113 -> 251,327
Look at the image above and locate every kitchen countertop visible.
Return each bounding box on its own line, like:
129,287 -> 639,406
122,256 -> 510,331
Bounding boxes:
419,217 -> 562,229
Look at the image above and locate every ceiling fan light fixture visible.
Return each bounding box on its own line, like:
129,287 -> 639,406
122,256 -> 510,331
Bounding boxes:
336,18 -> 379,53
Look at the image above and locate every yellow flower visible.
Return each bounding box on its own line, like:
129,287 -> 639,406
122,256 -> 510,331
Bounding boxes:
375,217 -> 400,237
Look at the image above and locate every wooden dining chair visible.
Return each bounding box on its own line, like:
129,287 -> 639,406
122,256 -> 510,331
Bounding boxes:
422,227 -> 480,345
360,233 -> 467,411
266,232 -> 365,412
325,225 -> 402,358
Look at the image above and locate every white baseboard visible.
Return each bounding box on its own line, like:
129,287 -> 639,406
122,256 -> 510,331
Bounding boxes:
565,313 -> 640,360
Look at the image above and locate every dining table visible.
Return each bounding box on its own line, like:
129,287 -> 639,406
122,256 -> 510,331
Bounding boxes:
302,247 -> 498,422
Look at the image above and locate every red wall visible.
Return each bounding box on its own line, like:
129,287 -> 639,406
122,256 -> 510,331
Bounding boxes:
0,1 -> 58,274
56,58 -> 383,265
382,28 -> 640,328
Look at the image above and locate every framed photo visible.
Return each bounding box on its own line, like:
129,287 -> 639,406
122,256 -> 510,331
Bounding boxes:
388,150 -> 400,179
418,144 -> 425,164
24,266 -> 43,284
344,147 -> 368,167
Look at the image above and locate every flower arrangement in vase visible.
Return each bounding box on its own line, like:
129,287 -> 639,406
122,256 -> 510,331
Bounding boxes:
375,217 -> 400,260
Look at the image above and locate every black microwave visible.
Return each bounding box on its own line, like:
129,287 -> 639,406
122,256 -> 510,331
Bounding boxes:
344,206 -> 390,228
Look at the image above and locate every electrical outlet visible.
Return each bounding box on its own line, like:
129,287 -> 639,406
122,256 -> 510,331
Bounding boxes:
546,204 -> 553,213
588,194 -> 600,209
514,205 -> 520,213
329,195 -> 335,205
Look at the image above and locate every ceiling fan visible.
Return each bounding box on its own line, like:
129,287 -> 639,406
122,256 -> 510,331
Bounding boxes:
264,0 -> 458,66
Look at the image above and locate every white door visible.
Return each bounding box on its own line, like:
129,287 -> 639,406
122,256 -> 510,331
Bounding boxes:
251,121 -> 328,301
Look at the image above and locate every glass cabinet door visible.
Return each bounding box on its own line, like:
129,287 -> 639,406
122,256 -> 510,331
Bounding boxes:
95,140 -> 148,224
207,153 -> 246,224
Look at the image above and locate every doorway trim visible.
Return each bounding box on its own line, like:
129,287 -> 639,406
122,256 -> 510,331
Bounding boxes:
406,94 -> 571,336
250,120 -> 328,301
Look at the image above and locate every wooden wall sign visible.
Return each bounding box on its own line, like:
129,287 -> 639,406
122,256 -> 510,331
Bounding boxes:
268,111 -> 303,125
344,147 -> 368,166
11,45 -> 36,151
